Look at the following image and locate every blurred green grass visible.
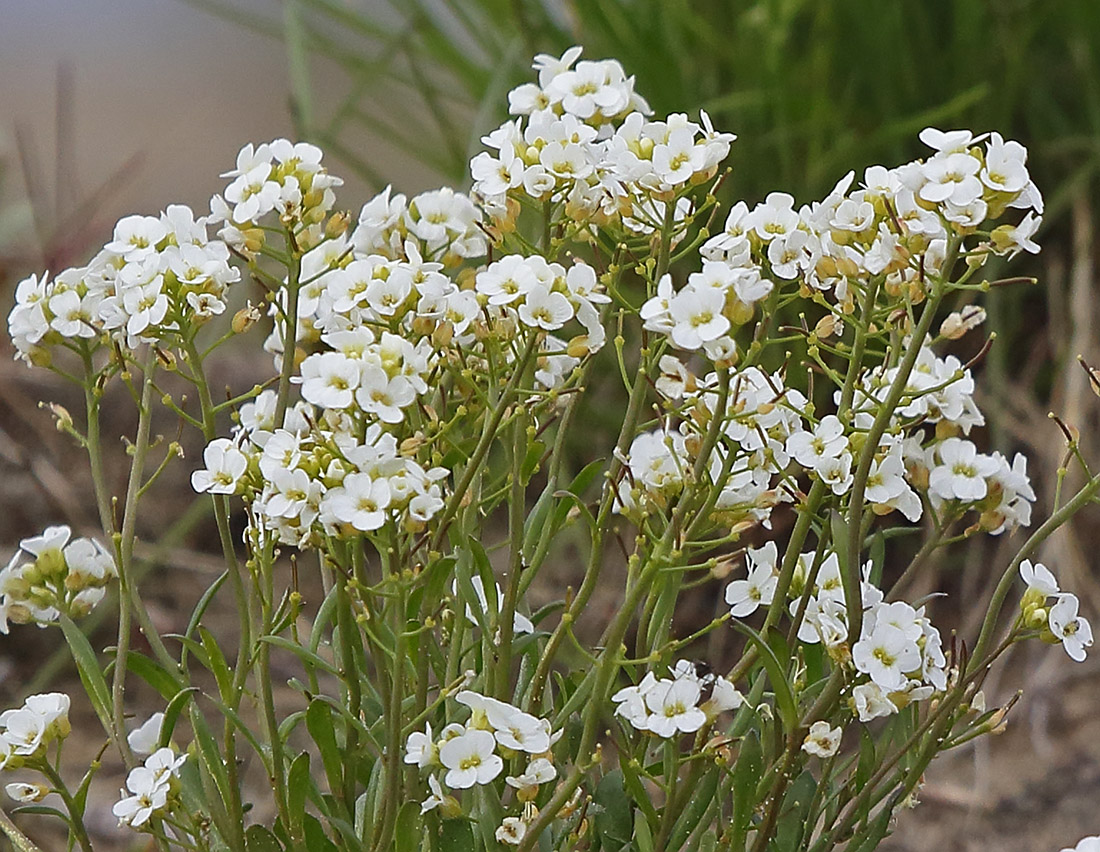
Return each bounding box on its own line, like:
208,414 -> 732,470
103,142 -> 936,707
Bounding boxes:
185,0 -> 1099,214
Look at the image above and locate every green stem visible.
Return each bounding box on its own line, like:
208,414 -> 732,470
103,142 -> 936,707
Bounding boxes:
495,398 -> 528,700
111,348 -> 160,769
844,279 -> 946,644
430,337 -> 538,551
184,339 -> 249,846
273,236 -> 303,427
38,762 -> 94,852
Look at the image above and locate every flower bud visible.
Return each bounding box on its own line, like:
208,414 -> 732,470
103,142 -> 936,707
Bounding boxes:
232,303 -> 262,334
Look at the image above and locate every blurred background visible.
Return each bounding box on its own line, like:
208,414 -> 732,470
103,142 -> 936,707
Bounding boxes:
1,1 -> 1098,849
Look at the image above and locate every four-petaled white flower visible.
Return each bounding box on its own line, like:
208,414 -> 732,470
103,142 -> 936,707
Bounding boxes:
1049,594 -> 1093,662
802,721 -> 842,758
438,729 -> 503,789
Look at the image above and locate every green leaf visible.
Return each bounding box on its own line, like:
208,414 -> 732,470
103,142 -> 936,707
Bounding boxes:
774,770 -> 818,852
438,819 -> 476,852
634,807 -> 655,852
868,530 -> 886,588
855,727 -> 876,795
592,771 -> 632,848
260,635 -> 340,677
307,700 -> 345,805
58,615 -> 112,737
288,752 -> 311,837
184,570 -> 228,643
188,703 -> 234,839
303,814 -> 339,852
244,825 -> 284,852
847,804 -> 893,852
668,765 -> 719,850
731,731 -> 762,851
125,651 -> 183,701
199,626 -> 234,702
395,800 -> 422,852
158,686 -> 198,749
733,622 -> 798,732
521,439 -> 545,484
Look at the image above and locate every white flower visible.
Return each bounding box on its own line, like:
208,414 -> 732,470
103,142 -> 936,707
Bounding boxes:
496,816 -> 527,846
668,286 -> 729,351
404,722 -> 434,767
725,542 -> 778,618
853,623 -> 921,691
105,215 -> 167,260
786,416 -> 846,469
852,682 -> 896,722
458,576 -> 535,636
643,677 -> 706,737
113,776 -> 169,828
5,782 -> 47,803
981,132 -> 1029,194
298,353 -> 360,410
191,438 -> 249,495
802,721 -> 842,758
324,472 -> 391,532
127,712 -> 165,755
419,775 -> 449,814
506,757 -> 557,789
438,729 -> 503,789
1049,594 -> 1093,662
928,438 -> 999,502
519,285 -> 574,331
355,366 -> 416,424
1020,560 -> 1059,597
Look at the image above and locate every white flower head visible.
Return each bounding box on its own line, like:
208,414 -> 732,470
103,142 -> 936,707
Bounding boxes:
438,728 -> 503,789
1049,594 -> 1093,662
802,721 -> 842,758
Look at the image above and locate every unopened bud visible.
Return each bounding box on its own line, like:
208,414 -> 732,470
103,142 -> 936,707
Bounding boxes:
814,314 -> 842,339
46,402 -> 73,432
232,303 -> 262,334
939,305 -> 986,340
325,211 -> 350,238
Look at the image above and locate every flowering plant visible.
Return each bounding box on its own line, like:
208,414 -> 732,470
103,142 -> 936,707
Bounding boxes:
1,48 -> 1093,852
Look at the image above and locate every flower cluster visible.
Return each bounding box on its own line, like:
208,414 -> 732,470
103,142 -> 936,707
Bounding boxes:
0,525 -> 115,630
474,254 -> 607,344
723,540 -> 953,722
473,47 -> 733,233
0,694 -> 70,768
641,125 -> 1043,361
612,660 -> 743,736
9,206 -> 239,360
1020,560 -> 1094,661
209,139 -> 343,257
616,365 -> 807,530
405,689 -> 560,843
848,598 -> 949,720
112,747 -> 187,829
192,393 -> 447,547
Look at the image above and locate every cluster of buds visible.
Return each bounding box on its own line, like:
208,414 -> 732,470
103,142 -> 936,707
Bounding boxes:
0,525 -> 115,630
